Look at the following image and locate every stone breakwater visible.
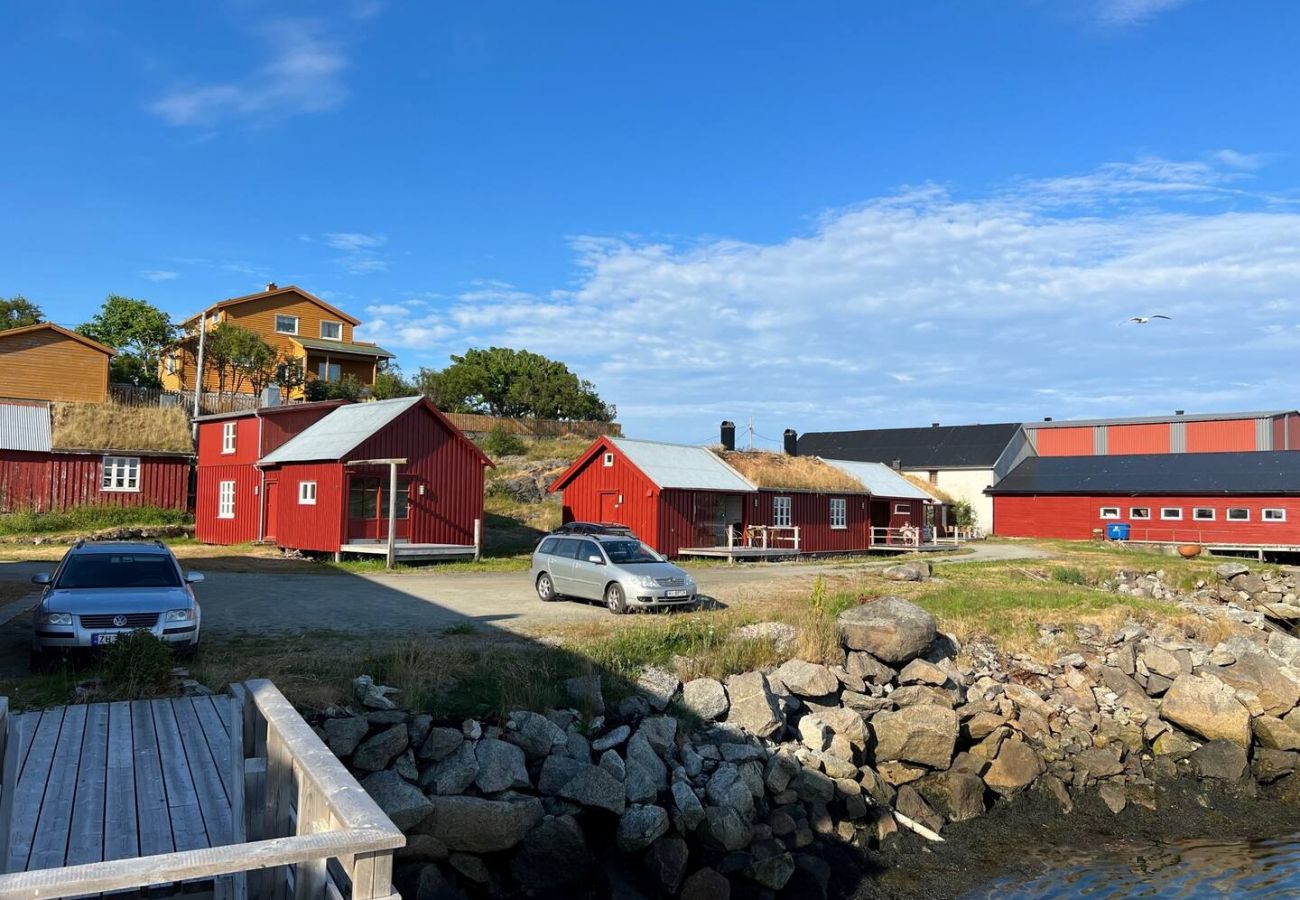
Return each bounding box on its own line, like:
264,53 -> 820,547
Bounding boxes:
330,564 -> 1300,899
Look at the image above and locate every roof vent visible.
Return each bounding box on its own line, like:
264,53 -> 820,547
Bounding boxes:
1175,410 -> 1185,416
890,458 -> 902,470
1044,417 -> 1053,422
265,282 -> 278,291
931,422 -> 940,428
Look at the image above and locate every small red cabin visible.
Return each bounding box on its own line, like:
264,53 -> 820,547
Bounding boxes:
195,397 -> 491,558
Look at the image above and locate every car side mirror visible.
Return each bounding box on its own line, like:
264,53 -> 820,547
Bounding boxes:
185,571 -> 205,584
588,555 -> 604,564
31,572 -> 52,585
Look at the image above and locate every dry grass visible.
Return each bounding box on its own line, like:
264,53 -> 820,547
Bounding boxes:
720,451 -> 864,492
901,472 -> 955,503
51,402 -> 193,454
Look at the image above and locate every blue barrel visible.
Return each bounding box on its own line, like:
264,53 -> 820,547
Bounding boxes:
1106,523 -> 1131,541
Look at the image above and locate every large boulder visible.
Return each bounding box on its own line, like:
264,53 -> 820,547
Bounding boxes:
1213,647 -> 1300,717
558,763 -> 627,815
424,796 -> 544,853
475,738 -> 530,794
419,727 -> 464,762
724,671 -> 784,739
646,837 -> 690,895
637,667 -> 681,711
323,715 -> 370,757
421,742 -> 479,795
351,724 -> 409,772
870,704 -> 958,769
982,740 -> 1043,795
838,597 -> 936,665
682,678 -> 730,720
1215,562 -> 1251,580
883,562 -> 930,582
774,659 -> 840,697
360,770 -> 433,830
1189,740 -> 1249,781
1161,673 -> 1252,747
915,771 -> 986,822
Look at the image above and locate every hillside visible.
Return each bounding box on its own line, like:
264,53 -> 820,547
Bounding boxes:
480,436 -> 589,553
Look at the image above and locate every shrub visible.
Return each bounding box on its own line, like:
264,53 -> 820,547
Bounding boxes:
480,424 -> 527,458
1051,566 -> 1088,585
951,500 -> 976,528
102,630 -> 174,697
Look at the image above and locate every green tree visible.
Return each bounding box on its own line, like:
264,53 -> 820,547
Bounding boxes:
421,347 -> 615,421
204,322 -> 278,394
79,295 -> 177,387
0,296 -> 44,331
371,363 -> 416,400
304,373 -> 366,402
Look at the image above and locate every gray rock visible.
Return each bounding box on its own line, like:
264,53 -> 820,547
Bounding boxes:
564,674 -> 605,715
408,713 -> 433,751
704,806 -> 753,852
360,769 -> 433,830
775,659 -> 840,697
351,724 -> 409,772
706,764 -> 754,819
538,755 -> 584,795
323,715 -> 370,757
1214,647 -> 1300,717
561,730 -> 592,763
395,833 -> 449,863
638,716 -> 678,755
724,671 -> 784,739
559,763 -> 627,815
617,804 -> 670,852
645,837 -> 690,894
638,666 -> 680,711
681,867 -> 731,900
592,724 -> 631,752
506,711 -> 568,758
916,771 -> 986,822
838,597 -> 937,665
1098,782 -> 1127,814
734,621 -> 799,654
683,678 -> 730,720
791,767 -> 835,805
896,784 -> 943,834
846,651 -> 897,685
424,796 -> 543,853
870,704 -> 958,769
448,853 -> 489,884
462,719 -> 482,740
1189,740 -> 1249,781
1253,749 -> 1299,784
765,753 -> 799,794
394,749 -> 419,782
672,780 -> 706,831
625,731 -> 668,802
1161,673 -> 1251,746
353,674 -> 399,710
883,563 -> 929,582
600,748 -> 627,781
898,659 -> 948,687
423,742 -> 479,795
419,726 -> 464,762
746,848 -> 796,890
475,738 -> 530,794
412,863 -> 463,900
983,740 -> 1044,795
1216,562 -> 1251,580
509,815 -> 592,892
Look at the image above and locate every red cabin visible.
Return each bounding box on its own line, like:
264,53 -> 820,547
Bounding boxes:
195,397 -> 491,560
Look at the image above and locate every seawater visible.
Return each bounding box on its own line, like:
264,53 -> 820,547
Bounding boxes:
963,833 -> 1300,898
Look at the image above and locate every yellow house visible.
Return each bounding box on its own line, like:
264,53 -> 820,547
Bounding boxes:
0,323 -> 115,403
160,284 -> 394,397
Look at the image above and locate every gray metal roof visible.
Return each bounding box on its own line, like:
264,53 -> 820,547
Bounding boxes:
820,459 -> 933,501
259,396 -> 423,465
0,403 -> 52,452
1026,410 -> 1293,429
611,438 -> 757,493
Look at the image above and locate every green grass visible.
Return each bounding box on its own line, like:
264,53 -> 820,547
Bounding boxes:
325,553 -> 531,575
0,505 -> 192,537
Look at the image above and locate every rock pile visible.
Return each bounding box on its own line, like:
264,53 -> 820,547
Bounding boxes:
1107,562 -> 1300,629
488,458 -> 570,504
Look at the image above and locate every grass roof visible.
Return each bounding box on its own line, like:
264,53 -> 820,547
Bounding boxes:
902,471 -> 956,504
718,450 -> 865,492
52,402 -> 194,454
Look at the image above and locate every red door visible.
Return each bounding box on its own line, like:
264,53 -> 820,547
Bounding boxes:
347,476 -> 412,542
264,481 -> 278,541
600,491 -> 620,523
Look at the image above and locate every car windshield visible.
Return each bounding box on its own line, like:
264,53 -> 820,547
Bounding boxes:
602,540 -> 662,564
56,554 -> 181,589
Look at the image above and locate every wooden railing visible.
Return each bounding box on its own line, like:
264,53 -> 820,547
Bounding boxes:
734,525 -> 801,551
0,680 -> 404,900
110,384 -> 266,416
871,526 -> 921,548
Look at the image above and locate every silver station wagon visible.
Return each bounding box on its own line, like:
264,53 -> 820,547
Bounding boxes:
531,534 -> 697,614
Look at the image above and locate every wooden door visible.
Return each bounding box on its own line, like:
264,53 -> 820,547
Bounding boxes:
600,491 -> 620,523
264,481 -> 278,541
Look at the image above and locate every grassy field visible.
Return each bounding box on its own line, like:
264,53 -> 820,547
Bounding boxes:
0,505 -> 193,538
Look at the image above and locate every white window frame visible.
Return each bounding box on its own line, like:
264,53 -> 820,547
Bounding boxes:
1129,507 -> 1151,520
222,421 -> 237,454
218,481 -> 236,519
319,320 -> 343,341
1264,508 -> 1287,522
773,496 -> 792,528
829,498 -> 847,530
1193,507 -> 1216,521
299,481 -> 317,505
1160,507 -> 1183,521
602,452 -> 615,468
101,456 -> 140,493
274,314 -> 299,335
1099,507 -> 1121,519
893,503 -> 911,515
1227,507 -> 1251,522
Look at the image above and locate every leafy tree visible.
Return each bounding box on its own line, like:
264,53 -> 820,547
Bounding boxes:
371,363 -> 417,400
0,296 -> 43,331
421,347 -> 615,421
79,295 -> 177,387
204,322 -> 277,395
951,499 -> 976,528
304,373 -> 366,402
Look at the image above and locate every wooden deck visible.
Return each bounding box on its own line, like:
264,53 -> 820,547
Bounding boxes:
340,541 -> 477,561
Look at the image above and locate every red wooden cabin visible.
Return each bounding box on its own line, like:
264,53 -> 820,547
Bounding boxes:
195,396 -> 491,559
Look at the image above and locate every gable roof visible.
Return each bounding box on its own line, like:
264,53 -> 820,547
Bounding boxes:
820,459 -> 933,501
184,285 -> 361,327
613,439 -> 756,492
1026,410 -> 1295,429
719,451 -> 866,493
0,323 -> 116,356
0,402 -> 52,452
798,423 -> 1024,469
988,451 -> 1300,497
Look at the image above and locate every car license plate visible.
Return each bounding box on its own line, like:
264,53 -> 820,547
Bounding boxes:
664,590 -> 689,599
92,633 -> 118,646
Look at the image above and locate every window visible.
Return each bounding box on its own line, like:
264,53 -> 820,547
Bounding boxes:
299,481 -> 317,505
576,540 -> 603,563
1227,508 -> 1250,522
274,314 -> 299,335
318,361 -> 342,382
1193,508 -> 1216,521
218,481 -> 236,519
894,503 -> 911,515
603,452 -> 615,468
1160,507 -> 1183,520
165,353 -> 177,375
320,321 -> 342,341
773,496 -> 792,528
56,554 -> 181,589
537,537 -> 559,555
101,456 -> 140,492
1264,508 -> 1287,522
222,421 -> 236,454
1130,507 -> 1151,520
830,498 -> 847,530
1100,507 -> 1121,519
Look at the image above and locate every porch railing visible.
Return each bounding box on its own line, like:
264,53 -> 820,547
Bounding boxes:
731,525 -> 801,551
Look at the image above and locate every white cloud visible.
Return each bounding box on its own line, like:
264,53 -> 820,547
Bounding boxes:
1095,0 -> 1190,25
319,232 -> 388,273
150,19 -> 348,127
324,232 -> 387,251
141,269 -> 179,282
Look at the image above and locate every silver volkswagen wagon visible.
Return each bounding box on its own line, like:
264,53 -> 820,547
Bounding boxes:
531,534 -> 697,614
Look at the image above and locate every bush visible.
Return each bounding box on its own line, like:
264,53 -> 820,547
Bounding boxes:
951,499 -> 976,528
480,424 -> 527,458
102,630 -> 174,697
304,374 -> 367,402
1051,566 -> 1088,585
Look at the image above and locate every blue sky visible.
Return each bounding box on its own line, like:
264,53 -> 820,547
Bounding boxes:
4,1 -> 1300,446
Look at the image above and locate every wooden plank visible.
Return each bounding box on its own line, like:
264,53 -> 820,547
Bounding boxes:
214,690 -> 235,735
265,730 -> 294,900
29,703 -> 89,870
66,703 -> 111,866
227,694 -> 249,900
104,701 -> 139,862
151,699 -> 210,851
130,699 -> 174,858
193,695 -> 235,803
7,708 -> 66,872
174,697 -> 232,847
350,850 -> 394,900
294,776 -> 328,900
14,709 -> 38,781
0,702 -> 17,873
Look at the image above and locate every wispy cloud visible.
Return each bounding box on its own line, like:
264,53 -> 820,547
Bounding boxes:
141,269 -> 179,282
150,19 -> 348,127
321,232 -> 388,274
324,232 -> 387,251
1095,0 -> 1190,25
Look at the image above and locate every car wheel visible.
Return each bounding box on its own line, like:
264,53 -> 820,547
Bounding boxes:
536,573 -> 558,602
605,583 -> 627,615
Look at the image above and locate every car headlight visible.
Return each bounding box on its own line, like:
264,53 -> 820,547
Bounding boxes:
636,575 -> 660,589
165,608 -> 194,622
39,611 -> 72,626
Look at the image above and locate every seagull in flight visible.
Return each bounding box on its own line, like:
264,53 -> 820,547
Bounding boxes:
1124,315 -> 1172,325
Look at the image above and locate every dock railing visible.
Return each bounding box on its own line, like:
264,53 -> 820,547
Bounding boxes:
0,679 -> 404,900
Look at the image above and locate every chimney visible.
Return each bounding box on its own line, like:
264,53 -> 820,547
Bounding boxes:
783,429 -> 798,457
720,421 -> 736,452
1044,416 -> 1053,422
891,458 -> 901,470
1175,410 -> 1185,416
265,282 -> 278,292
931,422 -> 940,428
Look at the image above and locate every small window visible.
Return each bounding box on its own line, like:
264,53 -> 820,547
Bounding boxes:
830,498 -> 847,530
1264,508 -> 1287,522
1193,508 -> 1215,521
222,421 -> 236,454
1100,507 -> 1121,519
299,481 -> 317,505
773,496 -> 792,528
165,353 -> 178,375
317,361 -> 342,382
320,321 -> 342,341
1130,507 -> 1151,520
218,481 -> 236,519
275,314 -> 299,335
101,456 -> 140,492
537,537 -> 559,555
894,503 -> 911,515
603,452 -> 615,468
1160,508 -> 1183,521
1227,508 -> 1250,522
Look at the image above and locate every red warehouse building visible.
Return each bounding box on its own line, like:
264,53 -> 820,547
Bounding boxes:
196,396 -> 492,560
1024,410 -> 1300,457
988,451 -> 1300,553
549,436 -> 934,559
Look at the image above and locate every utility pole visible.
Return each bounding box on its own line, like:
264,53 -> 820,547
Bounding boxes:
192,309 -> 208,420
747,416 -> 755,451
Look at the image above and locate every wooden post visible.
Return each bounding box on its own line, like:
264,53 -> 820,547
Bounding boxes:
386,461 -> 398,570
473,518 -> 482,562
294,774 -> 328,900
350,850 -> 394,900
228,692 -> 249,900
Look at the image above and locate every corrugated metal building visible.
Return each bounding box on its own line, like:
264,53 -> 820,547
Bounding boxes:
1025,410 -> 1300,457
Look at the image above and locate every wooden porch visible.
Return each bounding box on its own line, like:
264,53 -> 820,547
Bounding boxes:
340,541 -> 478,561
0,681 -> 403,899
678,525 -> 964,560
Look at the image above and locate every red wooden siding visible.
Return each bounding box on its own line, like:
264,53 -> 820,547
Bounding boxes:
1185,419 -> 1257,453
749,491 -> 874,553
197,415 -> 262,467
993,495 -> 1300,545
271,462 -> 345,552
195,463 -> 260,544
0,451 -> 188,513
1108,423 -> 1170,455
559,441 -> 662,548
259,404 -> 344,457
1034,427 -> 1093,456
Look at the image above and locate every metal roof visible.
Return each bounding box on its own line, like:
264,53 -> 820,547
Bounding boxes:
0,403 -> 52,452
259,396 -> 423,465
292,336 -> 394,358
610,438 -> 757,493
820,459 -> 934,501
988,451 -> 1300,496
1026,410 -> 1293,429
798,423 -> 1024,469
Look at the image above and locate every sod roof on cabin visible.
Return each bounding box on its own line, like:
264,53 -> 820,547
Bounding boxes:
50,403 -> 194,454
718,451 -> 865,493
